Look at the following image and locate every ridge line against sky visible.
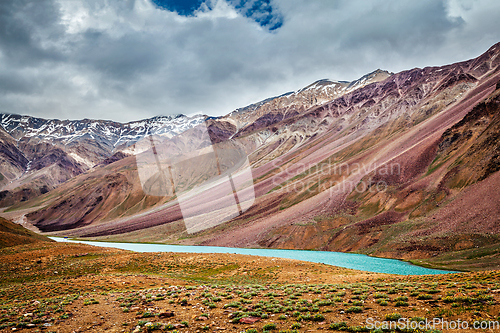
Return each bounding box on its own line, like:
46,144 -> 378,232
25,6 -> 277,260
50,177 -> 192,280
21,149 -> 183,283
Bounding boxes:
0,0 -> 499,122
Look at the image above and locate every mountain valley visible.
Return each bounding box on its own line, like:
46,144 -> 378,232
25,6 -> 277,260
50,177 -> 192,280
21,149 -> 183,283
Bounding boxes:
1,43 -> 500,270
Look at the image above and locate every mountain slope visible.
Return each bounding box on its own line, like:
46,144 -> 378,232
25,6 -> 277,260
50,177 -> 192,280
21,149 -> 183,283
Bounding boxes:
0,114 -> 206,206
2,43 -> 500,269
230,69 -> 392,137
258,77 -> 500,260
216,44 -> 500,253
0,217 -> 53,248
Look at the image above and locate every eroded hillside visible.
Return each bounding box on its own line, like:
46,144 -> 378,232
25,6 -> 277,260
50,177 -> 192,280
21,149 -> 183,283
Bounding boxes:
2,43 -> 500,269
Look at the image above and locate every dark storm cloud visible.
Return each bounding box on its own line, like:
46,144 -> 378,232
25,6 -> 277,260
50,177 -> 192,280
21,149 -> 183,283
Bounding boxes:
74,29 -> 165,80
0,0 -> 65,66
0,0 -> 499,122
0,69 -> 41,95
337,1 -> 464,50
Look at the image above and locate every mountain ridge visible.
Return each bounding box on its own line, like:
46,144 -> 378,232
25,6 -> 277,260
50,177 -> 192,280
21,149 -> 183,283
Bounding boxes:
0,113 -> 206,205
1,42 -> 500,269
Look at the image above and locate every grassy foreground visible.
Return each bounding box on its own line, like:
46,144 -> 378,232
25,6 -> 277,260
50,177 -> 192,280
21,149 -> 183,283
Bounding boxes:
0,242 -> 499,333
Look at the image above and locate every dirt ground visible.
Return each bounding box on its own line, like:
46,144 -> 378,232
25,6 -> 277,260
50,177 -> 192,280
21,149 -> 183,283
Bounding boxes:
1,242 -> 499,333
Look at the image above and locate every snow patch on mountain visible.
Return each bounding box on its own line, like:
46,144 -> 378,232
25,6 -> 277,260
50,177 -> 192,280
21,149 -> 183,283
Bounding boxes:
0,113 -> 206,151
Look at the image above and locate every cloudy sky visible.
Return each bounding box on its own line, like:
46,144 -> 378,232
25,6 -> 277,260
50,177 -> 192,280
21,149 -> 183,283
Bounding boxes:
1,0 -> 500,122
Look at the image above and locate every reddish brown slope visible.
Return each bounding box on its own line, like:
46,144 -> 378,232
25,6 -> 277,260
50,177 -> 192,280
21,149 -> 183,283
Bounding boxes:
0,216 -> 52,248
4,43 -> 500,261
283,78 -> 500,258
191,43 -> 500,252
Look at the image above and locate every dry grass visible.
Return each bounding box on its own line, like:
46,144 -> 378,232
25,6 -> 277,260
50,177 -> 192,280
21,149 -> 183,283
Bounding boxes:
0,242 -> 499,332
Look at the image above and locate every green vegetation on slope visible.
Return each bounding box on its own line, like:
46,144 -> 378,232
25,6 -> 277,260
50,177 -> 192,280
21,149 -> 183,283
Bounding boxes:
0,217 -> 53,248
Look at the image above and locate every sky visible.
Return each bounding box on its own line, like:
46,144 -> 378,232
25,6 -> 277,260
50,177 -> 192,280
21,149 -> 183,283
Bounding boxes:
0,0 -> 500,122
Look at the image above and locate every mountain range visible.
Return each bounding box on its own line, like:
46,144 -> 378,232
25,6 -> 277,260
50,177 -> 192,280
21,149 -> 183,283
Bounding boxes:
1,42 -> 500,270
0,114 -> 205,206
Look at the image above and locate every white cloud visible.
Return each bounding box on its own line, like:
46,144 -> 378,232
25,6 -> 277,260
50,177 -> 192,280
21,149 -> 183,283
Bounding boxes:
195,0 -> 239,19
0,0 -> 499,122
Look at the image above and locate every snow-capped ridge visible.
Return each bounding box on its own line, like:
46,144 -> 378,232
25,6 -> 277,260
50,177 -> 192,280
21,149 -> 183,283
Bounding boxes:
230,69 -> 393,123
0,113 -> 206,149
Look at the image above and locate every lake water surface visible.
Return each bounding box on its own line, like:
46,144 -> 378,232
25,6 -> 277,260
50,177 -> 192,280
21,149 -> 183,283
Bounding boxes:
51,237 -> 456,275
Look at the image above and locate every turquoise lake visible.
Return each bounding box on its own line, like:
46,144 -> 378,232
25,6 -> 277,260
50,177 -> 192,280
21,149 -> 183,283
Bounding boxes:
50,237 -> 457,276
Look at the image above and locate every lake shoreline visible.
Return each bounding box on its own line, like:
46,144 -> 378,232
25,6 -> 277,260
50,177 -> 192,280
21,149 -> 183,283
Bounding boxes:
50,236 -> 457,276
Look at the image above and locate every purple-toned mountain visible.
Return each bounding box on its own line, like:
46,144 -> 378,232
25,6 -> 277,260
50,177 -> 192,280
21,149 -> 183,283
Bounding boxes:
3,42 -> 500,270
229,69 -> 392,135
0,114 -> 205,205
0,70 -> 391,208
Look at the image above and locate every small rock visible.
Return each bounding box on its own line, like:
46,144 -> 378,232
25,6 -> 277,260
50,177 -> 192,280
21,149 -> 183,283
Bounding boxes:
173,323 -> 186,328
158,310 -> 174,318
239,317 -> 260,324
